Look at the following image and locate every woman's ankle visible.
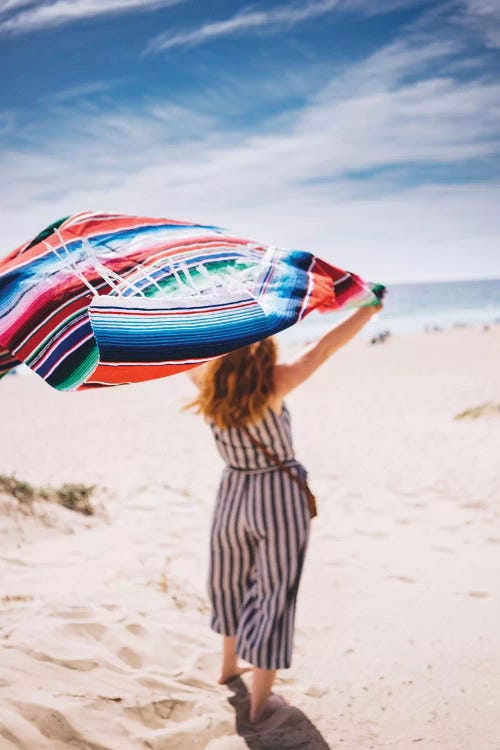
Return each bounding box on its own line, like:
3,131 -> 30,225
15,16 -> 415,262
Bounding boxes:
250,667 -> 277,721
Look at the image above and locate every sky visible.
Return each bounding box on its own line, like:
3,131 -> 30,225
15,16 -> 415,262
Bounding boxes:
0,0 -> 499,282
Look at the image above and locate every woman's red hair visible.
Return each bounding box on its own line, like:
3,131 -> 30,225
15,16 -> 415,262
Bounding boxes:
187,338 -> 277,429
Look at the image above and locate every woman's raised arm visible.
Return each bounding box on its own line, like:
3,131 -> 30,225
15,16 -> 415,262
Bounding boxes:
274,304 -> 382,398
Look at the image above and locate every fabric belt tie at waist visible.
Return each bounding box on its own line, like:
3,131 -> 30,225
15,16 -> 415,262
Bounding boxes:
224,460 -> 318,519
226,460 -> 300,475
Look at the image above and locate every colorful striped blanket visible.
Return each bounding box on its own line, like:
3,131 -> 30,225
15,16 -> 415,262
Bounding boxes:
0,212 -> 383,391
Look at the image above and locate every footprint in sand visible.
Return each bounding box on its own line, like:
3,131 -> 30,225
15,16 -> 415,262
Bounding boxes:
124,697 -> 196,728
117,646 -> 143,669
19,646 -> 99,671
138,676 -> 173,690
467,591 -> 489,599
175,672 -> 218,691
126,622 -> 147,637
0,724 -> 19,749
1,707 -> 50,747
137,714 -> 233,750
12,701 -> 85,743
59,621 -> 107,640
305,686 -> 328,698
50,606 -> 93,620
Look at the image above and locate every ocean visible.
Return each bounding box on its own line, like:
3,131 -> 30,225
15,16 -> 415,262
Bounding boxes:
277,278 -> 500,344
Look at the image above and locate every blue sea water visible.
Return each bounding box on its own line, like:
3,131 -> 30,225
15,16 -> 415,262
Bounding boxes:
278,278 -> 500,344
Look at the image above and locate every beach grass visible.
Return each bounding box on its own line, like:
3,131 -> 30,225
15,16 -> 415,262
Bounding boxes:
454,402 -> 500,419
0,475 -> 96,515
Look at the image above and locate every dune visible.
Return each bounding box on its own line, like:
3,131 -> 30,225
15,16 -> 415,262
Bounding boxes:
1,325 -> 499,749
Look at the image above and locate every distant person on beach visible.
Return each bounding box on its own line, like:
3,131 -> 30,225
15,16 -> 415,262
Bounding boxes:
188,302 -> 382,725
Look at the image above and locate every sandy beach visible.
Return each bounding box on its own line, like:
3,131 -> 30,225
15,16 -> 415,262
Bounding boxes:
1,325 -> 499,750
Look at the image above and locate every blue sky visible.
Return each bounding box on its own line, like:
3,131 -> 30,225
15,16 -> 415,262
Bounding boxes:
0,0 -> 499,281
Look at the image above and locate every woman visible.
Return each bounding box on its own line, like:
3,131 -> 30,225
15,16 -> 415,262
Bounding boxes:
188,303 -> 382,724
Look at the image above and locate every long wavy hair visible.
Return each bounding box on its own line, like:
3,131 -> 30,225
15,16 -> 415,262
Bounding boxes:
188,338 -> 277,429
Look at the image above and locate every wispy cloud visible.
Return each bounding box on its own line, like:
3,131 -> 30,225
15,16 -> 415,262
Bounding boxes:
0,0 -> 35,11
1,32 -> 499,280
0,0 -> 185,33
49,81 -> 117,103
147,0 -> 421,53
148,0 -> 339,53
460,0 -> 500,48
407,0 -> 500,51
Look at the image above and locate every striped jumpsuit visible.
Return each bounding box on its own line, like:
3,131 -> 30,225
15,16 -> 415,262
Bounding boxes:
208,404 -> 311,670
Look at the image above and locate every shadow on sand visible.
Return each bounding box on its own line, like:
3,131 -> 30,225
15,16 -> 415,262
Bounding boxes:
226,677 -> 330,750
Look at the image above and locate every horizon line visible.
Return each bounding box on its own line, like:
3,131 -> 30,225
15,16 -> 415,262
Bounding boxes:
381,275 -> 500,286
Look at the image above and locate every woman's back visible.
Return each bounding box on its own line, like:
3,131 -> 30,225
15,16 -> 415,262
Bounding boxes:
188,303 -> 383,723
210,404 -> 295,470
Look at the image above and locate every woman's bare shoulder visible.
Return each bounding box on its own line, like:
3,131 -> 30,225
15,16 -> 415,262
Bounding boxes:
273,360 -> 307,398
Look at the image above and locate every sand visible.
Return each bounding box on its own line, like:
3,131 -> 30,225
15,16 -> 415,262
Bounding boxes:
0,326 -> 499,750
